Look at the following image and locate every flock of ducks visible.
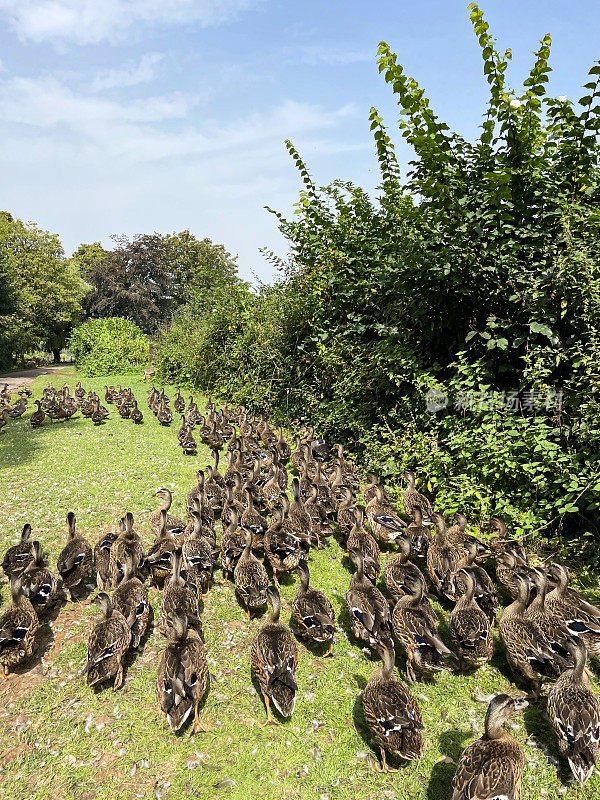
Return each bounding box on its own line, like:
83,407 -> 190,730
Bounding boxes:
0,381 -> 600,797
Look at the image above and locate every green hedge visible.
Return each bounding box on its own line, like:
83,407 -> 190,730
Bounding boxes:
69,317 -> 149,376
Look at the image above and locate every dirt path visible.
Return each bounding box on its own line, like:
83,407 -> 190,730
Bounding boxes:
0,364 -> 71,392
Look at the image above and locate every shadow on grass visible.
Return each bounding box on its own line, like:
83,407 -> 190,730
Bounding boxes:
426,729 -> 470,800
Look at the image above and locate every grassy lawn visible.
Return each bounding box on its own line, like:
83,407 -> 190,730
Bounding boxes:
0,366 -> 598,800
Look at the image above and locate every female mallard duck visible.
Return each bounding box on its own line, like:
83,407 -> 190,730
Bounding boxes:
547,638 -> 600,785
57,512 -> 92,601
362,641 -> 424,772
304,484 -> 332,544
346,549 -> 393,652
182,512 -> 215,597
288,478 -> 311,532
336,487 -> 356,537
450,694 -> 527,800
495,552 -> 523,600
402,472 -> 433,525
366,486 -> 407,545
291,561 -> 336,655
241,488 -> 268,552
525,567 -> 573,661
161,550 -> 201,634
157,399 -> 173,426
499,573 -> 566,698
150,489 -> 186,537
173,388 -> 185,414
0,576 -> 39,674
264,508 -> 304,587
30,400 -> 45,428
546,563 -> 600,656
156,613 -> 208,734
488,516 -> 528,565
0,407 -> 11,432
346,509 -> 380,583
446,513 -> 488,561
426,512 -> 464,596
82,592 -> 131,689
185,496 -> 215,545
91,398 -> 109,425
108,512 -> 144,588
234,530 -> 269,618
443,542 -> 498,623
145,510 -> 177,586
221,509 -> 247,582
449,569 -> 493,671
112,551 -> 149,649
22,541 -> 58,611
391,574 -> 454,682
185,472 -> 213,524
405,506 -> 431,557
384,536 -> 427,602
2,523 -> 34,578
94,519 -> 123,590
251,585 -> 298,725
130,400 -> 143,424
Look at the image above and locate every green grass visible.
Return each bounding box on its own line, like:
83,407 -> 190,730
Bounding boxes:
0,367 -> 598,799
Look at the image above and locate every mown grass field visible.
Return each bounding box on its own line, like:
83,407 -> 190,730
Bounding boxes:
0,367 -> 598,800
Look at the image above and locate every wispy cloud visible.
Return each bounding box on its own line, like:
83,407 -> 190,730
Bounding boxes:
90,53 -> 164,92
289,45 -> 373,66
0,0 -> 260,45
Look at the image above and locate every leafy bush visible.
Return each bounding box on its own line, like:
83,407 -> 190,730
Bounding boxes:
69,317 -> 149,376
155,5 -> 600,560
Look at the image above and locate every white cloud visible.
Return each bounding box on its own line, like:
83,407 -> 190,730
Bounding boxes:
0,0 -> 259,45
290,46 -> 373,66
90,53 -> 164,92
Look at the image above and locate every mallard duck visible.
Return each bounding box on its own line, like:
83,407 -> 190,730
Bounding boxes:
109,512 -> 144,588
241,488 -> 268,552
443,542 -> 498,622
2,523 -> 34,578
157,399 -> 173,426
112,552 -> 149,649
291,561 -> 336,655
22,542 -> 58,611
145,511 -> 177,586
0,576 -> 39,674
426,512 -> 464,596
405,506 -> 431,557
156,613 -> 209,734
30,400 -> 45,428
57,512 -> 92,600
499,573 -> 566,697
336,487 -> 356,537
130,400 -> 143,424
82,592 -> 131,689
362,641 -> 424,772
391,574 -> 455,682
161,550 -> 201,634
91,398 -> 109,425
546,563 -> 600,656
234,530 -> 269,618
0,407 -> 11,432
288,477 -> 311,530
220,509 -> 247,582
264,509 -> 303,587
304,484 -> 332,544
446,513 -> 488,560
173,389 -> 185,414
182,512 -> 214,596
525,568 -> 574,661
346,508 -> 381,582
450,694 -> 527,800
547,638 -> 600,785
251,585 -> 298,724
402,472 -> 433,525
94,519 -> 123,590
383,536 -> 427,602
495,552 -> 522,600
366,486 -> 407,545
346,549 -> 393,652
150,489 -> 186,537
449,569 -> 494,670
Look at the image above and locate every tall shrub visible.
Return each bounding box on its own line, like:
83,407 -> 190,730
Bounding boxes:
69,317 -> 149,376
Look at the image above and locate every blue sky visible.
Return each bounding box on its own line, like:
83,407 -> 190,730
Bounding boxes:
0,0 -> 598,282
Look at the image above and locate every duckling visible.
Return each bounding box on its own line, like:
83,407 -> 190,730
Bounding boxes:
145,510 -> 178,586
449,569 -> 493,671
547,638 -> 600,785
251,585 -> 298,725
57,512 -> 92,601
450,694 -> 527,800
362,641 -> 424,772
182,512 -> 215,597
291,561 -> 336,655
391,574 -> 455,682
94,519 -> 123,591
402,472 -> 433,525
383,536 -> 427,603
0,577 -> 39,674
546,563 -> 600,656
220,509 -> 247,582
112,552 -> 149,649
366,486 -> 407,545
161,550 -> 201,634
234,530 -> 269,618
405,506 -> 431,557
150,489 -> 186,537
156,612 -> 208,734
499,573 -> 566,698
2,523 -> 34,578
426,512 -> 464,596
22,542 -> 58,611
346,549 -> 393,652
109,512 -> 144,589
82,592 -> 131,689
346,508 -> 380,583
30,400 -> 45,428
